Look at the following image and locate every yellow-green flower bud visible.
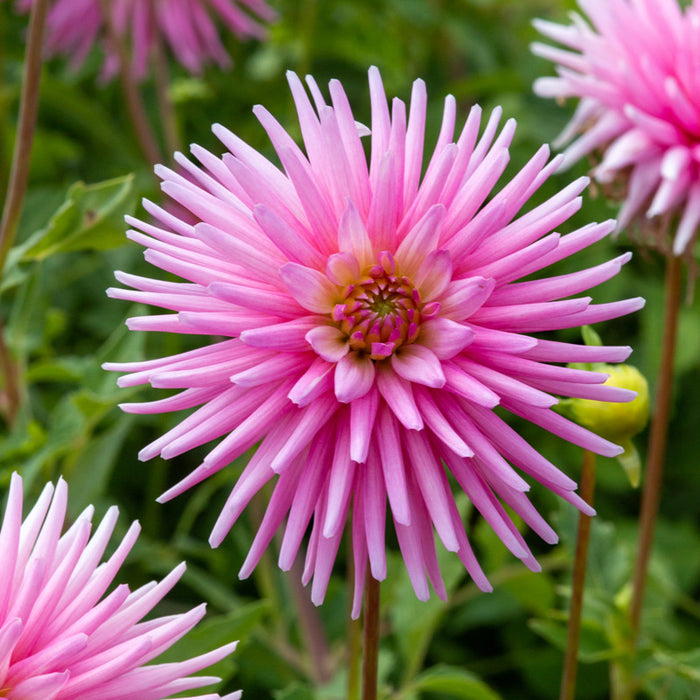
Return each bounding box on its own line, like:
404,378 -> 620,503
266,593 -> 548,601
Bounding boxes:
571,364 -> 649,441
569,364 -> 649,487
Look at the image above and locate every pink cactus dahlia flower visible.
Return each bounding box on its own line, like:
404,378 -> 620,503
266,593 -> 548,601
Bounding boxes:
105,67 -> 643,615
533,0 -> 700,255
11,0 -> 275,80
0,473 -> 240,700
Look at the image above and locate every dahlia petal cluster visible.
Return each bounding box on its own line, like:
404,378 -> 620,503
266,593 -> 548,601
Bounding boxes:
106,68 -> 643,614
533,0 -> 700,255
0,473 -> 240,700
11,0 -> 275,80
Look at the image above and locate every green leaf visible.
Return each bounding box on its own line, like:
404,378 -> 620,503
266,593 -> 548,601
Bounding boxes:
8,174 -> 134,266
501,570 -> 556,616
273,683 -> 315,700
409,665 -> 502,700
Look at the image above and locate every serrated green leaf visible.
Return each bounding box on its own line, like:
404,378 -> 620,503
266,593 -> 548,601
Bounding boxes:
10,174 -> 134,265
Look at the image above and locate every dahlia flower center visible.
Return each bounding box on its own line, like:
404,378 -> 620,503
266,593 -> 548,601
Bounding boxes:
330,252 -> 439,360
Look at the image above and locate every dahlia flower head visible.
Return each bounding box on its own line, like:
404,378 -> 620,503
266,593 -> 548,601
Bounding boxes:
0,473 -> 240,700
105,67 -> 643,616
533,0 -> 700,255
11,0 -> 275,80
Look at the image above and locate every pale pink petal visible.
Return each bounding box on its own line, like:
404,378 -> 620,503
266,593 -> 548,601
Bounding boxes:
305,325 -> 350,362
349,388 -> 380,463
390,345 -> 445,388
279,262 -> 338,313
414,249 -> 452,301
335,352 -> 376,403
419,318 -> 475,359
376,366 -> 423,431
326,252 -> 361,285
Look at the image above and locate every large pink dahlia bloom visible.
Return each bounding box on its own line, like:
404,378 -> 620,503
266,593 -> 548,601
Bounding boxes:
0,473 -> 240,700
533,0 -> 700,255
106,68 -> 643,615
11,0 -> 275,80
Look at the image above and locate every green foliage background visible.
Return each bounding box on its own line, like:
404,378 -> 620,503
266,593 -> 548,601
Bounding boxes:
1,0 -> 699,698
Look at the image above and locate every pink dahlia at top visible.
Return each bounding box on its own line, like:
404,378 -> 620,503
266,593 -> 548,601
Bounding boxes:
533,0 -> 700,255
12,0 -> 275,80
0,473 -> 239,700
105,67 -> 644,616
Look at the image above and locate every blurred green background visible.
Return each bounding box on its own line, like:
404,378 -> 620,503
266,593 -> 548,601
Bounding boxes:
1,0 -> 699,698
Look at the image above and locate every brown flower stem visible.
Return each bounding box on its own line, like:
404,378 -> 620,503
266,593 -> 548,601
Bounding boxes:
361,572 -> 381,700
152,31 -> 181,158
630,252 -> 682,641
0,0 -> 49,275
0,0 -> 49,424
99,0 -> 162,165
560,449 -> 597,700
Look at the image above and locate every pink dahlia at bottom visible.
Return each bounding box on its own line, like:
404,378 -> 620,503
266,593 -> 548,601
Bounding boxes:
106,68 -> 644,616
0,473 -> 239,700
11,0 -> 275,80
533,0 -> 700,255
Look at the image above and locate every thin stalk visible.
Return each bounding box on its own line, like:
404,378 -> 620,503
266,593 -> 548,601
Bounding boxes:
99,0 -> 162,165
361,573 -> 380,700
0,0 -> 49,274
630,253 -> 682,641
0,0 -> 49,424
560,449 -> 597,700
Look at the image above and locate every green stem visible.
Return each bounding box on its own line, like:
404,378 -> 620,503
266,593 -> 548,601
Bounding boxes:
361,573 -> 381,700
560,449 -> 597,700
630,253 -> 682,641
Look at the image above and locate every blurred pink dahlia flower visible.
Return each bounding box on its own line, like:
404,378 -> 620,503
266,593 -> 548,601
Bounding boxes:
11,0 -> 275,80
533,0 -> 700,255
105,67 -> 643,614
0,472 -> 240,700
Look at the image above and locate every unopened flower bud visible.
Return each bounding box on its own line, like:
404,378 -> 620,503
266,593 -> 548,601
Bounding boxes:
569,364 -> 650,486
571,364 -> 649,441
